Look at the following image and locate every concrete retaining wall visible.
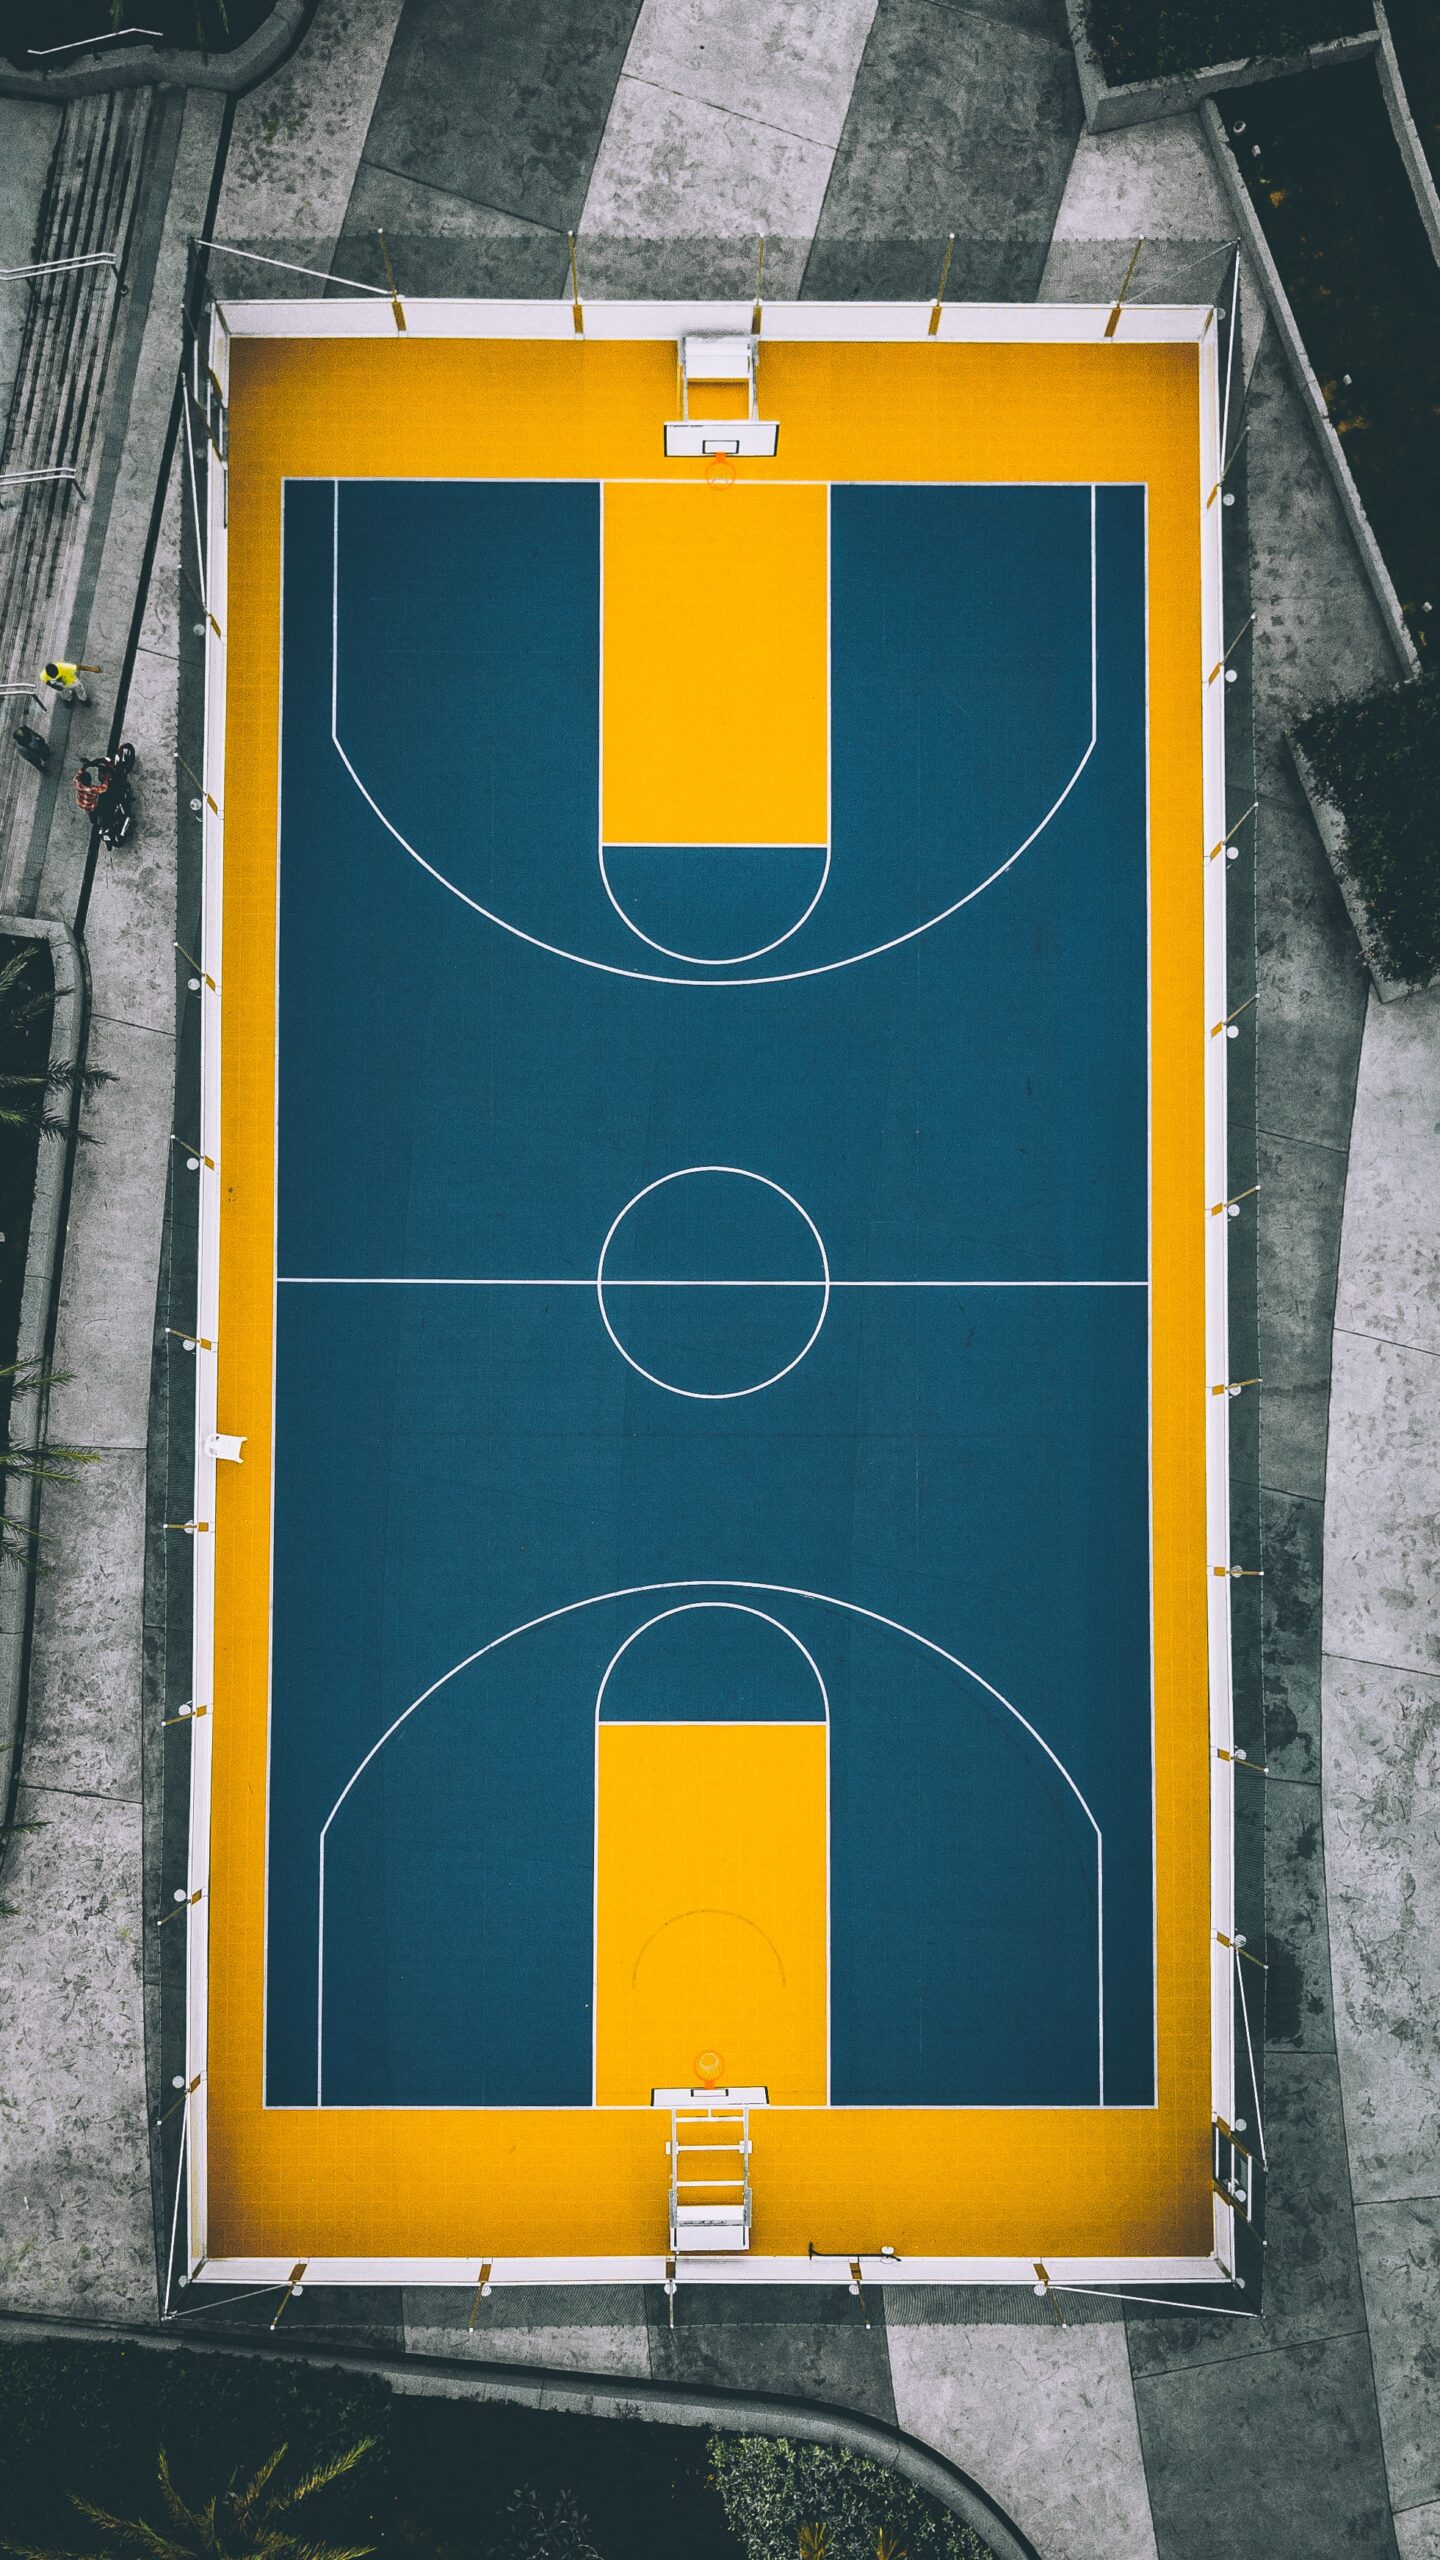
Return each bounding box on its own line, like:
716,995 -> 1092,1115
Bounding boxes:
1062,2 -> 1378,136
1374,3 -> 1440,265
1287,736 -> 1438,1003
0,2308 -> 1044,2560
1200,97 -> 1421,680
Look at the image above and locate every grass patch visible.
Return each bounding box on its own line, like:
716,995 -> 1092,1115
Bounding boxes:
1295,676 -> 1440,983
1080,0 -> 1370,87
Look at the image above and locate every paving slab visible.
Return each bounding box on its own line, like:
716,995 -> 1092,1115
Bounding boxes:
1260,1489 -> 1324,1781
1398,2506 -> 1440,2559
1127,2056 -> 1365,2376
0,1785 -> 152,2320
1244,336 -> 1394,735
363,0 -> 638,241
1134,2333 -> 1398,2560
214,0 -> 405,268
404,2319 -> 652,2377
0,99 -> 61,430
1047,108 -> 1233,239
1039,110 -> 1259,348
1256,1129 -> 1348,1503
84,564 -> 181,1041
23,1450 -> 146,1804
135,446 -> 182,674
1356,2200 -> 1440,2515
581,74 -> 833,295
650,2315 -> 897,2422
1253,747 -> 1368,1160
1324,1654 -> 1440,2205
1262,1774 -> 1334,2052
46,1018 -> 173,1457
1324,1332 -> 1440,1678
624,0 -> 877,147
802,0 -> 1080,301
339,162 -> 569,299
406,2283 -> 652,2329
888,2323 -> 1156,2560
1334,985 -> 1440,1361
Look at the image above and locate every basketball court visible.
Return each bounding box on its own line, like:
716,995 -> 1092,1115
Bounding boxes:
180,300 -> 1241,2290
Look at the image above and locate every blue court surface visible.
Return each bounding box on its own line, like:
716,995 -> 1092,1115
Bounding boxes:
264,473 -> 1154,2116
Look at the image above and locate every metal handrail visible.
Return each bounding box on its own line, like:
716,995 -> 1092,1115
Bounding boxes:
0,466 -> 85,493
0,253 -> 120,283
26,27 -> 162,56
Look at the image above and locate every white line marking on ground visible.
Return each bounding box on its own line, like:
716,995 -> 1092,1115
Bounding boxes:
277,1276 -> 1148,1288
594,1165 -> 830,1399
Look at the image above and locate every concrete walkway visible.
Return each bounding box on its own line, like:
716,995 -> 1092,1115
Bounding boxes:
0,97 -> 60,424
1324,982 -> 1440,2557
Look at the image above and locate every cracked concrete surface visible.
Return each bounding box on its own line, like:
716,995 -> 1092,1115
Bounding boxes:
1324,979 -> 1440,2533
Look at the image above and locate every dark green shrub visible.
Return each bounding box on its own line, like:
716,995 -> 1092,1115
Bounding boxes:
1295,676 -> 1440,984
489,2485 -> 603,2559
1081,0 -> 1370,86
707,2436 -> 994,2560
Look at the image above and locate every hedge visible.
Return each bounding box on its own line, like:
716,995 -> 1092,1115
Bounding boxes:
708,2436 -> 995,2560
1081,0 -> 1371,85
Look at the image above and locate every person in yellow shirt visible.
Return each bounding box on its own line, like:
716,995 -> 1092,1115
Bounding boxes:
41,657 -> 99,703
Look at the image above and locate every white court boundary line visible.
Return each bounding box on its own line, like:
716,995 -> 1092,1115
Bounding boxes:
190,301 -> 1234,2286
328,481 -> 1098,989
314,1578 -> 1104,2111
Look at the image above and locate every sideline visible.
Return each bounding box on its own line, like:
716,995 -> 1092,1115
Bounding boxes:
0,2302 -> 1042,2560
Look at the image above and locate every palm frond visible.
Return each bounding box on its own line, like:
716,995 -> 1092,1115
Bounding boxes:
156,2453 -> 201,2535
233,2447 -> 288,2521
268,2542 -> 375,2560
51,1061 -> 114,1095
70,2499 -> 189,2559
270,2443 -> 378,2512
0,1100 -> 76,1143
0,1448 -> 100,1484
2,2542 -> 96,2560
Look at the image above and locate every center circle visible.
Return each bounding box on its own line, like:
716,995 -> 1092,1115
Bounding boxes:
595,1167 -> 830,1401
